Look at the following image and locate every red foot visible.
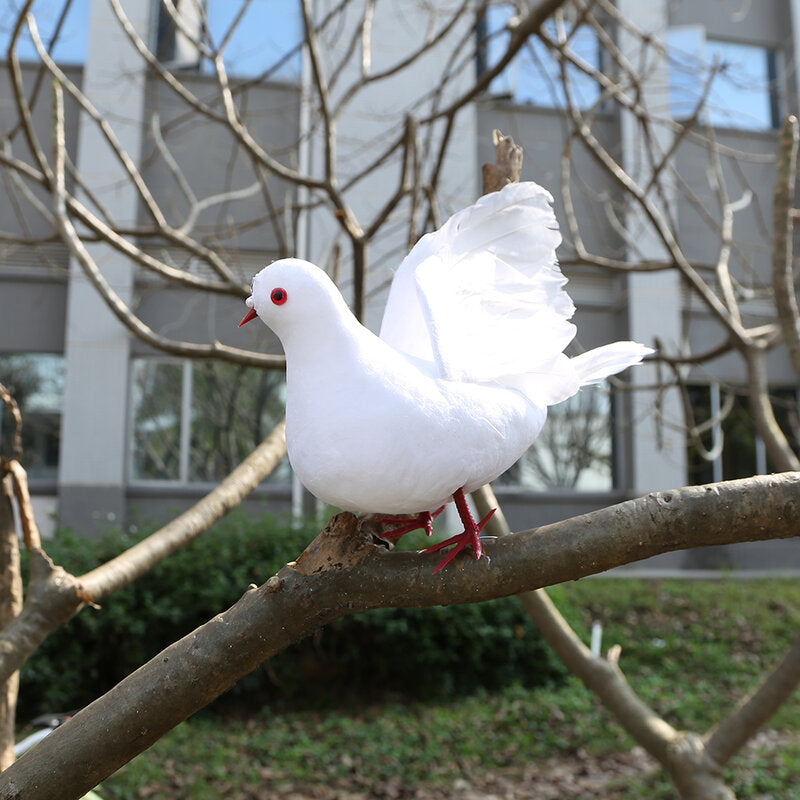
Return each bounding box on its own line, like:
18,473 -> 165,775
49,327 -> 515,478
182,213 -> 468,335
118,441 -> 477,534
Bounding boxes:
425,488 -> 495,574
379,505 -> 446,543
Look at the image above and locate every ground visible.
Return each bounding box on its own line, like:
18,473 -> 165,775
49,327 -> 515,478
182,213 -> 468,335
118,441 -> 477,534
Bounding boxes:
130,732 -> 800,799
263,749 -> 654,800
134,748 -> 653,799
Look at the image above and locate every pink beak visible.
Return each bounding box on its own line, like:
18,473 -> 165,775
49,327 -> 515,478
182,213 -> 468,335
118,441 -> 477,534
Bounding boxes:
239,307 -> 258,327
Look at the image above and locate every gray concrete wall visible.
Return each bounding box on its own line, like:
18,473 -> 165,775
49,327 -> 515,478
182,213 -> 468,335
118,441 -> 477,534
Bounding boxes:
0,63 -> 82,354
669,0 -> 791,43
139,75 -> 300,253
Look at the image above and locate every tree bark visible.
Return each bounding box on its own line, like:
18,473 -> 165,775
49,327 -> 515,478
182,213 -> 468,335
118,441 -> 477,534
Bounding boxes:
0,472 -> 798,800
0,477 -> 22,771
771,115 -> 800,381
704,631 -> 800,766
744,346 -> 800,471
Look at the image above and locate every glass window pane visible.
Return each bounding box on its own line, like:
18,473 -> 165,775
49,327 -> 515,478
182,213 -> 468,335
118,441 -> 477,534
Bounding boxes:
705,40 -> 777,130
189,361 -> 289,483
204,0 -> 303,80
766,388 -> 800,471
685,384 -> 715,485
720,393 -> 758,480
684,385 -> 796,485
667,26 -> 706,120
0,0 -> 89,65
130,360 -> 183,481
0,353 -> 64,480
483,6 -> 600,109
668,31 -> 778,131
496,384 -> 613,491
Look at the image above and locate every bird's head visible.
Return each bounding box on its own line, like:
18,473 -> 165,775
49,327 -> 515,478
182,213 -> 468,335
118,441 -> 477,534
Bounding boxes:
239,258 -> 350,342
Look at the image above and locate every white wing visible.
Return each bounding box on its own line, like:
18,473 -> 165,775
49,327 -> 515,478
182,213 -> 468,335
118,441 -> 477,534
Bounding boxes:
380,182 -> 575,394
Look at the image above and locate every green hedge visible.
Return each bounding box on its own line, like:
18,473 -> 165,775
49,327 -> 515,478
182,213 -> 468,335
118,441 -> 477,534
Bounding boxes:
18,512 -> 563,718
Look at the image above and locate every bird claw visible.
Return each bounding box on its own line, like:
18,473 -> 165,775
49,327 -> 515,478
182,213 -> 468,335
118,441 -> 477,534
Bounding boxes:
379,505 -> 446,543
426,506 -> 495,574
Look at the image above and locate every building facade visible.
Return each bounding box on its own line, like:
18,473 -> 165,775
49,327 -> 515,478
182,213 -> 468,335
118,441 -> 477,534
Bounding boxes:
1,0 -> 798,570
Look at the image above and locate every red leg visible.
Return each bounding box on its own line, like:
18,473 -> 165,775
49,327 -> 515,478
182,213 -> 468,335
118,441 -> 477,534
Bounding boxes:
424,488 -> 495,573
379,505 -> 446,543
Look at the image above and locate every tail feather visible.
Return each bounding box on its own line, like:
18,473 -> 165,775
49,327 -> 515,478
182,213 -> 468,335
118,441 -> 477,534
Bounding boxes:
571,342 -> 653,386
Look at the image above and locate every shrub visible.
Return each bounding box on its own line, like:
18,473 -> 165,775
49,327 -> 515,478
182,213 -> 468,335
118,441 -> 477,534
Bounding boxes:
17,512 -> 563,719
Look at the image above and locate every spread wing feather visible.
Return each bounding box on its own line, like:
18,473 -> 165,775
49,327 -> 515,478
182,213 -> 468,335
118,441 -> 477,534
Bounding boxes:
380,182 -> 650,406
380,183 -> 574,388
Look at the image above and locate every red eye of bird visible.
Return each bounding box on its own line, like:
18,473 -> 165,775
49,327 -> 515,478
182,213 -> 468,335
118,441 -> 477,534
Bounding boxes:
270,288 -> 287,305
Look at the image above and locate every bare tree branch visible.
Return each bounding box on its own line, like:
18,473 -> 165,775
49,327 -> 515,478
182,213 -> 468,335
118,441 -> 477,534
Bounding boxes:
78,420 -> 287,601
0,476 -> 22,772
0,419 -> 286,692
1,472 -> 798,800
421,0 -> 570,124
771,115 -> 800,380
0,387 -> 22,465
4,462 -> 40,554
743,345 -> 800,471
705,631 -> 800,767
27,14 -> 169,231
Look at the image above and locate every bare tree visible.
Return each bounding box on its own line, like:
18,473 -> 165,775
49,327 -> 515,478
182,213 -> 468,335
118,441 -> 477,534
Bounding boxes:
548,0 -> 800,472
0,2 -> 799,800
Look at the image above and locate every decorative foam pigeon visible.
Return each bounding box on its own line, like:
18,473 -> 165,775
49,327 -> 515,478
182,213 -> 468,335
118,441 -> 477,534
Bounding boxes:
240,182 -> 651,572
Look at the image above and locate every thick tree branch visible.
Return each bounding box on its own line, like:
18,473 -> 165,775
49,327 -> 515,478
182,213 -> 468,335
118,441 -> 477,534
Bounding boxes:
78,420 -> 287,601
0,389 -> 21,465
704,631 -> 800,767
744,346 -> 800,471
1,473 -> 798,800
0,548 -> 83,710
0,421 -> 286,691
771,115 -> 800,381
4,462 -> 40,554
0,477 -> 22,771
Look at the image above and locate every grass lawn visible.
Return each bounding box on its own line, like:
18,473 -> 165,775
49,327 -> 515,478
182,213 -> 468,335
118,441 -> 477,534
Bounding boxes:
95,578 -> 800,799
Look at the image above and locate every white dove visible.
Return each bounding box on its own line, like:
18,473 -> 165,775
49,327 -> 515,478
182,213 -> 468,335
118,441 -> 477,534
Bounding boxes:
240,182 -> 651,572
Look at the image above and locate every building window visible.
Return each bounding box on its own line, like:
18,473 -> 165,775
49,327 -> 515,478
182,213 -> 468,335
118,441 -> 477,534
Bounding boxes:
668,28 -> 780,131
495,383 -> 614,491
156,0 -> 303,80
686,384 -> 799,484
0,353 -> 65,481
130,358 -> 289,485
0,0 -> 89,64
478,4 -> 601,109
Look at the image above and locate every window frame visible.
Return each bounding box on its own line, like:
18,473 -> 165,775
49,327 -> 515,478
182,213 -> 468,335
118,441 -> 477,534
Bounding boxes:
0,0 -> 90,65
154,0 -> 303,82
495,380 -> 618,493
128,356 -> 289,488
667,27 -> 782,132
0,351 -> 65,483
476,4 -> 603,111
686,382 -> 800,485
